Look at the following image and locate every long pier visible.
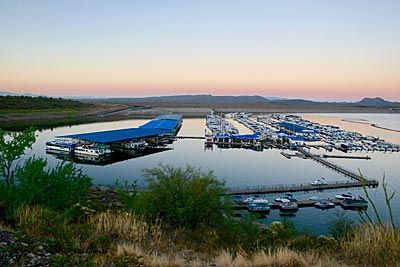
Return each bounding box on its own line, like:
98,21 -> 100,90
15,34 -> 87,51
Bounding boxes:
225,180 -> 374,195
322,154 -> 371,160
176,136 -> 205,140
233,199 -> 344,210
297,147 -> 378,186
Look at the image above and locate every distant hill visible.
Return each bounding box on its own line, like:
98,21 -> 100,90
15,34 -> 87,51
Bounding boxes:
355,97 -> 400,108
0,91 -> 20,96
97,95 -> 270,104
2,92 -> 399,108
0,95 -> 95,110
92,94 -> 400,108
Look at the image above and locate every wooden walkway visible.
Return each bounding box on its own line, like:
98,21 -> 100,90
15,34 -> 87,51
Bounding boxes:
297,147 -> 378,185
233,199 -> 343,209
176,136 -> 205,140
322,154 -> 371,160
225,180 -> 376,195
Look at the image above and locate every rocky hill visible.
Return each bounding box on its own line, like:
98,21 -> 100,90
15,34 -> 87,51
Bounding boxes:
355,97 -> 400,108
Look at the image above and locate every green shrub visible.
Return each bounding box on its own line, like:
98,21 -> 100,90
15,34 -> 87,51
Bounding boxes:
328,210 -> 355,239
214,215 -> 262,253
141,164 -> 226,229
14,157 -> 92,210
0,157 -> 92,221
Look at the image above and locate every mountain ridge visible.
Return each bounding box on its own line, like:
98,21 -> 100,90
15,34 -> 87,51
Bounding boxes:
2,91 -> 400,108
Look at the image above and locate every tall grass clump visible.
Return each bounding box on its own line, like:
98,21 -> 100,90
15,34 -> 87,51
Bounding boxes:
91,211 -> 163,253
337,175 -> 400,266
14,205 -> 81,252
212,248 -> 341,267
339,223 -> 400,266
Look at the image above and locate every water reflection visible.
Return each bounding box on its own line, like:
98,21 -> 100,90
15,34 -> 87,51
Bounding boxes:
19,114 -> 400,235
46,147 -> 172,166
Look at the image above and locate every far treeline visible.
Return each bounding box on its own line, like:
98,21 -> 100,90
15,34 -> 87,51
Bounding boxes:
0,95 -> 95,111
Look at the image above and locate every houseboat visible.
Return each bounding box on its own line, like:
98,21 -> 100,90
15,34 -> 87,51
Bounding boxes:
46,141 -> 76,153
75,144 -> 112,157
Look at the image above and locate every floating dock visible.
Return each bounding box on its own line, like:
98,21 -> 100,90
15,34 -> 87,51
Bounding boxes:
233,199 -> 343,210
225,148 -> 378,195
225,180 -> 375,195
297,147 -> 378,185
322,154 -> 371,160
176,136 -> 205,140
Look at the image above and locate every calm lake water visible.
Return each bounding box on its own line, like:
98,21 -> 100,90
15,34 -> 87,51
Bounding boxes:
25,113 -> 400,235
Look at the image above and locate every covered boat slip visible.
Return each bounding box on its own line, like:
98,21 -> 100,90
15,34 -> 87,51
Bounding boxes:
57,114 -> 183,146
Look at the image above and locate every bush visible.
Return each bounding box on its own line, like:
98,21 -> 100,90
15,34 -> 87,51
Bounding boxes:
140,164 -> 226,229
15,157 -> 92,210
0,157 -> 92,220
328,210 -> 354,239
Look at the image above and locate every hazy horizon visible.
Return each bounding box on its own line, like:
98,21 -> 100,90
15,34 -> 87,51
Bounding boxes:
1,1 -> 399,102
2,90 -> 396,103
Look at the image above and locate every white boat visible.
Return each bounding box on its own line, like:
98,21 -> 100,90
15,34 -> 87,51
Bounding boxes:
275,194 -> 297,203
75,144 -> 112,157
334,192 -> 354,200
279,202 -> 298,211
311,177 -> 328,186
248,203 -> 271,212
241,197 -> 269,204
205,132 -> 214,146
252,198 -> 269,204
242,197 -> 255,203
341,196 -> 368,209
46,141 -> 76,153
315,200 -> 335,209
129,141 -> 148,150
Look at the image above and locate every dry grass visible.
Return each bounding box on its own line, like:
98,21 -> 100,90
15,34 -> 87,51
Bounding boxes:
15,205 -> 59,238
91,211 -> 163,252
0,222 -> 13,232
212,248 -> 350,267
339,223 -> 400,266
14,206 -> 400,267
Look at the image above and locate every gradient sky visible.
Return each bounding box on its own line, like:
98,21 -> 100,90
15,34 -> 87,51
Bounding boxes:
1,0 -> 399,101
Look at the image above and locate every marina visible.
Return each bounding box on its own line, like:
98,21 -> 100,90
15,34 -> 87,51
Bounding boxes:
36,113 -> 400,234
45,114 -> 183,163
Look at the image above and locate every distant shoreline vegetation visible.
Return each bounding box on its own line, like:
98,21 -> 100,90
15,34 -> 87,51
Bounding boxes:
0,95 -> 95,111
1,95 -> 400,131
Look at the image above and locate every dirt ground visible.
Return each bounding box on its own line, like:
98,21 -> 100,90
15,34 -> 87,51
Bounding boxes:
1,101 -> 397,130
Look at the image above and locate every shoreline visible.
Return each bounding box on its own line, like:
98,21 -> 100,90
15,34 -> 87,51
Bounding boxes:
342,119 -> 400,133
1,103 -> 399,131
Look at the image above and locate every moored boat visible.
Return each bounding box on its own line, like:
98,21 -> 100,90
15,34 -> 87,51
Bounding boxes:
46,141 -> 76,153
335,192 -> 354,200
311,177 -> 328,186
341,196 -> 368,210
315,200 -> 335,209
75,144 -> 112,157
275,194 -> 297,203
279,202 -> 299,211
247,203 -> 271,213
205,132 -> 214,146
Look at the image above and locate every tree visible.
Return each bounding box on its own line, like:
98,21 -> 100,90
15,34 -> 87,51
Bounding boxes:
0,127 -> 36,187
13,157 -> 92,210
142,164 -> 226,229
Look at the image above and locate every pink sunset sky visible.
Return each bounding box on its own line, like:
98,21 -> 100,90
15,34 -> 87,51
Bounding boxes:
1,1 -> 399,102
